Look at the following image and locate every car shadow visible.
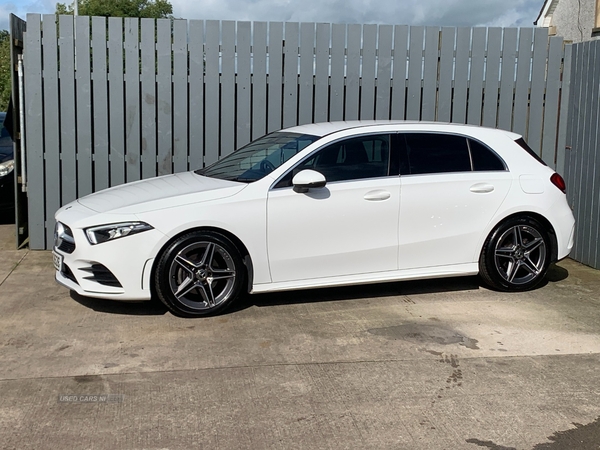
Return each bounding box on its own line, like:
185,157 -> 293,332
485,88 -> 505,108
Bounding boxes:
545,263 -> 569,283
230,275 -> 483,312
69,264 -> 570,317
70,291 -> 168,316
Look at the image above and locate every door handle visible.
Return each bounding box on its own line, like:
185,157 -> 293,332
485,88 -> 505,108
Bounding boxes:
470,183 -> 494,193
364,190 -> 391,201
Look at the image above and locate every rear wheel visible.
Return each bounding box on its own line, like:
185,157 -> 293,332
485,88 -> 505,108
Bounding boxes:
154,231 -> 245,317
479,216 -> 551,291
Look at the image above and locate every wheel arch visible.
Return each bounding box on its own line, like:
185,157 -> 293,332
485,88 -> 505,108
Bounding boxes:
487,211 -> 558,262
150,226 -> 254,296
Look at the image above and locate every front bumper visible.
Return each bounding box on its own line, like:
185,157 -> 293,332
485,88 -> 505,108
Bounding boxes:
53,214 -> 166,301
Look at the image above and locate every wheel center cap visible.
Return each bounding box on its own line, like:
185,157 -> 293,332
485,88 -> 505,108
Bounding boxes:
196,269 -> 208,280
515,248 -> 524,260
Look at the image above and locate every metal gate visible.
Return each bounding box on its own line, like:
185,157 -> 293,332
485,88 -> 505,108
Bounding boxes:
22,15 -> 572,250
564,39 -> 600,269
8,14 -> 27,249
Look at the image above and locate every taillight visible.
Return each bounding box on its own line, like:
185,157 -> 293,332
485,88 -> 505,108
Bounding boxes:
550,173 -> 566,193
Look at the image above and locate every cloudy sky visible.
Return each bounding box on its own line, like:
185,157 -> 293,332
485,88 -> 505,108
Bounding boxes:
0,0 -> 544,31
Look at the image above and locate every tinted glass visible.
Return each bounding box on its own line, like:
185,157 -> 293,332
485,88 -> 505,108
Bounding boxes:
469,139 -> 506,171
196,132 -> 319,182
515,138 -> 547,166
0,116 -> 12,160
401,133 -> 471,175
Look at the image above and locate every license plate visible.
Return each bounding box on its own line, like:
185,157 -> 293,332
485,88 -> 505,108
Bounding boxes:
52,250 -> 63,272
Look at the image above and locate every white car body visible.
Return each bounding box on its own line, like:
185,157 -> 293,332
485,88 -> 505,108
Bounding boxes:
53,121 -> 575,305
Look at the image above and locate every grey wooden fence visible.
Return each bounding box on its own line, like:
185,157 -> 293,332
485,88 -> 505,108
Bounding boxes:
564,39 -> 600,269
24,14 -> 570,250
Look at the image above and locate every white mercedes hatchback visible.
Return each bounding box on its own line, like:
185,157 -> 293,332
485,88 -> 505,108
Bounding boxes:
54,121 -> 575,316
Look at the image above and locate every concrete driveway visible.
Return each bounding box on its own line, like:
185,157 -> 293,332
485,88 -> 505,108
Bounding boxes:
1,224 -> 599,449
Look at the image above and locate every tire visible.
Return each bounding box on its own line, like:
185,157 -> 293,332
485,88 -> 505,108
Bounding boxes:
479,216 -> 551,292
154,231 -> 245,317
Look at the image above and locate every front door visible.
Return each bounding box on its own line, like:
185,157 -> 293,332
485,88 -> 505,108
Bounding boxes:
267,133 -> 400,283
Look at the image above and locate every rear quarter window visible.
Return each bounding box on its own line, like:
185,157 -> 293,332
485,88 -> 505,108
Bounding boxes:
515,138 -> 547,166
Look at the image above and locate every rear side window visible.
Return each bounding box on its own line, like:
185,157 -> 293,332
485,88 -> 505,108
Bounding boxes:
469,139 -> 506,171
394,133 -> 507,175
398,133 -> 471,175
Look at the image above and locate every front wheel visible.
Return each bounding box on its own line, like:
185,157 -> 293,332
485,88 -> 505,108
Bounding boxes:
154,231 -> 245,317
479,216 -> 551,291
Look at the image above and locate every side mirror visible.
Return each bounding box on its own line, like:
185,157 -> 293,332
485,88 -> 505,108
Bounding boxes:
292,169 -> 327,193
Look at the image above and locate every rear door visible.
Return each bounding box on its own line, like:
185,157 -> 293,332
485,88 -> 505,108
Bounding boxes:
396,133 -> 512,269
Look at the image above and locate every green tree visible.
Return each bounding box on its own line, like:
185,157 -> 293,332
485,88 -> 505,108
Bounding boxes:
55,0 -> 173,18
0,30 -> 11,112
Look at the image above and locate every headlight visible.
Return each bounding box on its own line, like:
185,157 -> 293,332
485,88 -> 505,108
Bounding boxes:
85,222 -> 154,245
0,159 -> 14,177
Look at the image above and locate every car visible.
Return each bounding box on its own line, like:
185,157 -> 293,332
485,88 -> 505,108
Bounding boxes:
53,121 -> 575,317
0,112 -> 15,219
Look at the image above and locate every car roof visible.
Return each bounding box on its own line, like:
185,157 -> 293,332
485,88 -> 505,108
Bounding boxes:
282,120 -> 522,141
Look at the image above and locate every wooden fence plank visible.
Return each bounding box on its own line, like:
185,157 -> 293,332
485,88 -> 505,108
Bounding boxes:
221,21 -> 236,156
59,15 -> 77,201
556,44 -> 572,176
140,18 -> 157,178
527,27 -> 549,155
173,20 -> 188,171
329,23 -> 345,121
24,14 -> 45,249
421,26 -> 438,121
390,25 -> 408,120
237,21 -> 252,148
467,28 -> 486,125
251,22 -> 268,139
204,20 -> 219,164
514,28 -> 534,138
540,36 -> 564,167
482,27 -> 502,128
42,15 -> 60,246
360,24 -> 377,120
437,27 -> 455,122
298,22 -> 314,125
565,45 -> 583,218
188,20 -> 204,169
75,16 -> 93,197
345,24 -> 361,121
108,17 -> 125,186
282,22 -> 299,128
267,22 -> 284,132
406,26 -> 423,120
314,23 -> 330,122
92,16 -> 109,190
452,27 -> 470,123
497,28 -> 518,131
376,25 -> 393,120
124,18 -> 140,182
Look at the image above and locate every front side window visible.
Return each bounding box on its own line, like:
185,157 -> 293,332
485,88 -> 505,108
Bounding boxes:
274,134 -> 390,188
196,132 -> 319,182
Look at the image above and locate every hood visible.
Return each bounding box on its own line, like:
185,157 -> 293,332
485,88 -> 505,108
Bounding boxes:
77,172 -> 246,214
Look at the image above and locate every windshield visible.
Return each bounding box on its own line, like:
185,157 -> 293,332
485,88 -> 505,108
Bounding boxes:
196,132 -> 319,182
